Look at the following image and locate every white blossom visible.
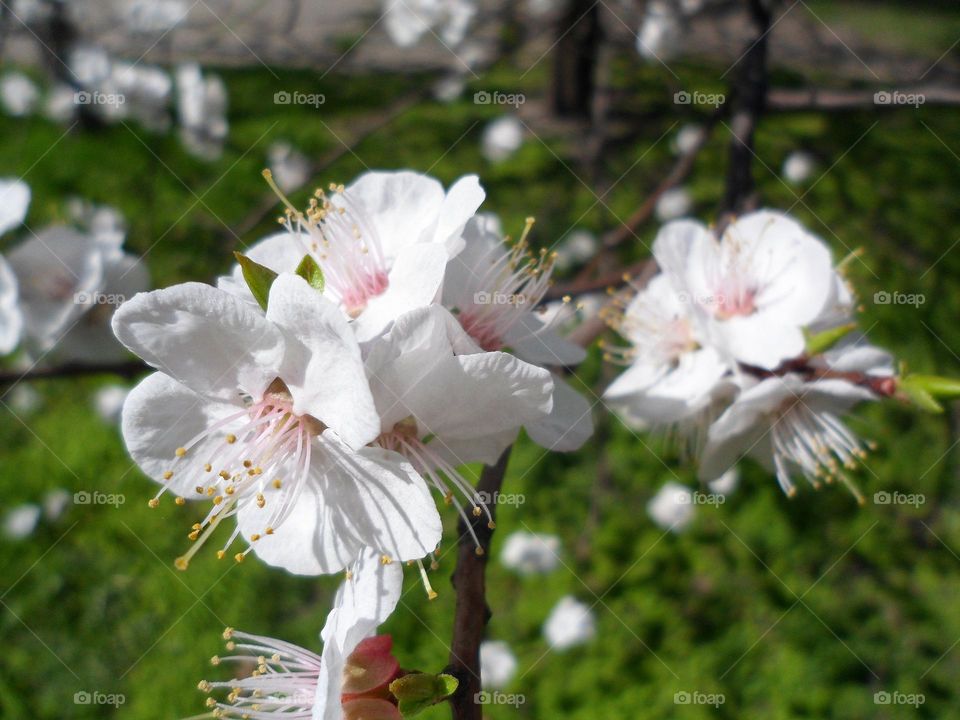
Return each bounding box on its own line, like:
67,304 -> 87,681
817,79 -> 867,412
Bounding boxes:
500,530 -> 561,575
480,640 -> 518,689
647,480 -> 695,532
481,116 -> 524,163
3,504 -> 41,540
0,72 -> 39,117
114,277 -> 442,575
543,595 -> 596,650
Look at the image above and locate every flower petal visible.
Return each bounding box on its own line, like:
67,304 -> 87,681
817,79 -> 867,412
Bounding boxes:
266,273 -> 380,449
353,243 -> 449,342
525,375 -> 594,451
0,254 -> 23,353
112,282 -> 284,401
504,313 -> 587,367
0,179 -> 30,236
121,372 -> 245,498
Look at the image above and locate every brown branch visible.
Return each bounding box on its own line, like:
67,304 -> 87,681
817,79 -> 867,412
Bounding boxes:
445,446 -> 512,720
767,86 -> 960,112
560,106 -> 724,296
721,0 -> 771,215
0,360 -> 148,387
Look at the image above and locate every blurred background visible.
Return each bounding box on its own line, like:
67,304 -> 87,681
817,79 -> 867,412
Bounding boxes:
1,0 -> 960,717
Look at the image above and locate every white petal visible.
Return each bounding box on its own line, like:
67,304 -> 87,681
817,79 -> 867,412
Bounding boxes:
121,372 -> 244,498
353,243 -> 449,342
433,174 -> 485,255
525,375 -> 593,451
0,254 -> 22,353
266,274 -> 380,449
342,170 -> 446,261
504,313 -> 587,367
112,282 -> 285,401
651,218 -> 709,290
239,437 -> 441,575
384,351 -> 553,441
7,226 -> 104,346
716,312 -> 806,370
0,179 -> 30,236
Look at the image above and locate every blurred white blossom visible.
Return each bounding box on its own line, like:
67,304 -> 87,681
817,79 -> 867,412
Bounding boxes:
482,116 -> 524,163
3,504 -> 41,540
544,595 -> 596,650
647,481 -> 694,532
0,72 -> 39,117
480,640 -> 518,689
500,530 -> 561,575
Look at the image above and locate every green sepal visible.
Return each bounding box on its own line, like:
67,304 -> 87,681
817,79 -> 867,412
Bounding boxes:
804,323 -> 857,356
233,251 -> 277,310
295,254 -> 325,292
901,374 -> 960,400
899,375 -> 945,413
390,673 -> 459,717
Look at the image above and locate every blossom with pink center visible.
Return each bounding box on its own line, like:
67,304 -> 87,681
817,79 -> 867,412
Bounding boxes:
604,272 -> 730,440
441,214 -> 593,452
113,275 -> 441,575
4,206 -> 149,361
699,342 -> 893,499
221,170 -> 484,341
201,548 -> 404,720
363,304 -> 555,552
652,211 -> 837,370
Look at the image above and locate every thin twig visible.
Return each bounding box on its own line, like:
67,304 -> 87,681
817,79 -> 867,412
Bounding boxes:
767,85 -> 960,112
561,105 -> 724,295
0,360 -> 148,387
445,446 -> 512,720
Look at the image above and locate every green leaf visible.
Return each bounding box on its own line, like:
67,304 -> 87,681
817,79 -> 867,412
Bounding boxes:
804,323 -> 857,356
902,373 -> 960,399
295,254 -> 325,292
391,673 -> 459,717
234,252 -> 277,311
899,375 -> 944,413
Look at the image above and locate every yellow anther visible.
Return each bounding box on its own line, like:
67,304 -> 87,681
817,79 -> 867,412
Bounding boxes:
148,498 -> 160,508
226,434 -> 237,444
175,447 -> 187,457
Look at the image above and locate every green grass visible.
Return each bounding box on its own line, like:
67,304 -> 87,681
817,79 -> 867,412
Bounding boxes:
3,27 -> 960,719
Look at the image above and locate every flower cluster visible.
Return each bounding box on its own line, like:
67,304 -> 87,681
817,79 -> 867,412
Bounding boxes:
113,169 -> 592,578
0,180 -> 147,360
604,210 -> 895,500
